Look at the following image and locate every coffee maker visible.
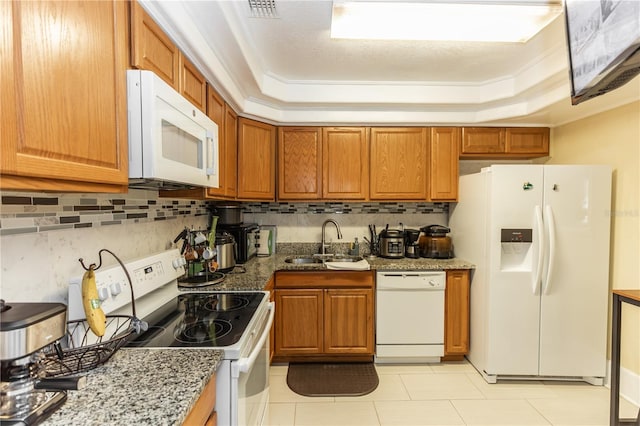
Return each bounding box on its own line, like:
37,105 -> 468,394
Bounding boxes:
404,229 -> 421,258
0,299 -> 79,425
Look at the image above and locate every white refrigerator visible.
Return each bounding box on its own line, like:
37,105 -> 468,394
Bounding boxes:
449,165 -> 612,384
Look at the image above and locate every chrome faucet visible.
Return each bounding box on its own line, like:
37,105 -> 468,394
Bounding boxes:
321,219 -> 343,255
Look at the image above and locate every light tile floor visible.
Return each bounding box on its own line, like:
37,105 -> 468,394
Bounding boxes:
267,361 -> 640,426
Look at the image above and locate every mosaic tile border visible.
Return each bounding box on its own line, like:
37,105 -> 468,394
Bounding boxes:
0,192 -> 208,236
239,201 -> 449,215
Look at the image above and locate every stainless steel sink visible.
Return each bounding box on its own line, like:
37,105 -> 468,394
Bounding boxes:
284,257 -> 323,264
329,256 -> 364,263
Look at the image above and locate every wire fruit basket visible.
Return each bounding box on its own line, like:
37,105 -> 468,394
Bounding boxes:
43,249 -> 147,378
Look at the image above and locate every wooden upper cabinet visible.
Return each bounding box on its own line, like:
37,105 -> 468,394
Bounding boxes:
369,127 -> 428,200
130,0 -> 179,89
461,126 -> 549,158
180,55 -> 206,112
505,127 -> 550,155
1,0 -> 128,192
223,104 -> 238,198
237,118 -> 276,200
278,127 -> 323,200
322,127 -> 369,200
461,127 -> 505,155
205,85 -> 226,198
429,127 -> 459,201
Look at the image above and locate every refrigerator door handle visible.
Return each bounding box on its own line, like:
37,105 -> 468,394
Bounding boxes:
543,204 -> 557,294
533,205 -> 545,295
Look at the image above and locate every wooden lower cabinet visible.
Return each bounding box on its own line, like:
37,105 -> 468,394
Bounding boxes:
274,271 -> 374,360
324,289 -> 374,354
444,270 -> 470,358
182,373 -> 216,426
275,289 -> 324,355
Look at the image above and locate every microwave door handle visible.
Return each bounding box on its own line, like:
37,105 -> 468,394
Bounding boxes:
205,130 -> 216,176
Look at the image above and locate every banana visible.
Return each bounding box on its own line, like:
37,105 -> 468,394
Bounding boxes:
81,266 -> 106,337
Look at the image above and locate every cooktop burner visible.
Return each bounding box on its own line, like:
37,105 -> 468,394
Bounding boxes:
174,319 -> 232,344
125,292 -> 265,348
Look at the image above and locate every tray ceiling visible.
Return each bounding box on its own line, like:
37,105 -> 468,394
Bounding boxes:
140,0 -> 640,127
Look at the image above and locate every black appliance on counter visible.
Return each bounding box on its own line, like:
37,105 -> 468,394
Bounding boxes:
404,229 -> 421,258
0,300 -> 73,425
216,223 -> 259,264
419,225 -> 454,259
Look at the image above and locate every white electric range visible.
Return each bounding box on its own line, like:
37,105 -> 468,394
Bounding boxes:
67,249 -> 273,426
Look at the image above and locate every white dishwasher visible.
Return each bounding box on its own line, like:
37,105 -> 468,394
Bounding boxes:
375,271 -> 446,363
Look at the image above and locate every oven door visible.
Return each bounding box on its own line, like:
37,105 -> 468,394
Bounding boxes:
231,302 -> 274,426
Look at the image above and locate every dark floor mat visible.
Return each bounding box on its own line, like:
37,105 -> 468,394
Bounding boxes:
286,362 -> 379,397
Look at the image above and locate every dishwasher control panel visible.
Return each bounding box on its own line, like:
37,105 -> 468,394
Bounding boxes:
376,271 -> 446,291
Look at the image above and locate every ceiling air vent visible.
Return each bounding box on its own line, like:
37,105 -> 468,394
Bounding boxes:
248,0 -> 278,18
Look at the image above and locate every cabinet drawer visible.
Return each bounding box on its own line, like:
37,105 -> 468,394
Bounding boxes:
275,271 -> 374,289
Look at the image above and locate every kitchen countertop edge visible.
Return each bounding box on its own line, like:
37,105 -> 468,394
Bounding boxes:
44,348 -> 223,426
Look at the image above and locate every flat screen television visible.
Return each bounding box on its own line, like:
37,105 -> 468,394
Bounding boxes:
564,0 -> 640,105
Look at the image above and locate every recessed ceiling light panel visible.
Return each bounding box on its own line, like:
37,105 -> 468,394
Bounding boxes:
331,1 -> 563,42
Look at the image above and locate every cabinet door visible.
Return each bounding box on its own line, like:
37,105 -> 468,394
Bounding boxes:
505,127 -> 549,155
1,0 -> 128,192
322,127 -> 369,200
237,118 -> 275,200
130,0 -> 179,89
429,127 -> 459,201
180,55 -> 207,112
275,289 -> 324,355
324,289 -> 374,354
278,127 -> 322,200
460,127 -> 505,155
223,104 -> 238,198
205,86 -> 226,198
444,270 -> 470,356
369,128 -> 428,200
182,373 -> 216,425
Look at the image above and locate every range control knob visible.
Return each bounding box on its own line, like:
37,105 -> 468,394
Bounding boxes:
172,257 -> 187,269
98,287 -> 110,301
110,282 -> 122,296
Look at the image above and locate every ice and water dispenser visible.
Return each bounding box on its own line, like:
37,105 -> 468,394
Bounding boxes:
500,228 -> 533,271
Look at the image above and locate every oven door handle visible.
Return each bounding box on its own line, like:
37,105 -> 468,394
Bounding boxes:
232,302 -> 274,377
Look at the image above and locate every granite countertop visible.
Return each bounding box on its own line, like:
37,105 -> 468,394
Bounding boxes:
184,251 -> 475,292
43,349 -> 223,426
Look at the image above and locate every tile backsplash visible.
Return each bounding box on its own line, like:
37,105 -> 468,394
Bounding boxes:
1,193 -> 449,304
0,190 -> 209,304
1,190 -> 208,235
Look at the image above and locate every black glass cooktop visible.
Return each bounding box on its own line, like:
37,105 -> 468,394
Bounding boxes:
125,292 -> 265,348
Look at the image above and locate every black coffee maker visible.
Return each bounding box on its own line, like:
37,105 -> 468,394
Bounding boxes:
404,229 -> 421,258
0,300 -> 83,425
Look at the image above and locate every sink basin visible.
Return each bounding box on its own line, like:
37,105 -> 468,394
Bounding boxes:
284,257 -> 323,264
329,256 -> 364,263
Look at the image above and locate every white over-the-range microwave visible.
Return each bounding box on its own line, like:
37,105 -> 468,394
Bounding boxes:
127,69 -> 219,189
